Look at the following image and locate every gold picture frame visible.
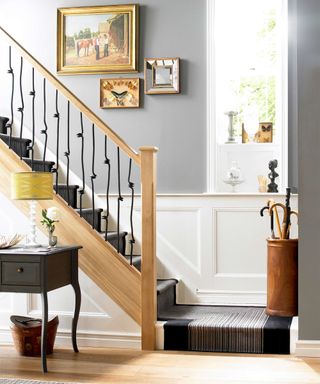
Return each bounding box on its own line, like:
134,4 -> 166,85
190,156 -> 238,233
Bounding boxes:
57,4 -> 139,75
144,58 -> 180,94
100,78 -> 140,108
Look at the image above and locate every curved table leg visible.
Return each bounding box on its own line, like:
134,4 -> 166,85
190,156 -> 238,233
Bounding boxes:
71,279 -> 81,353
41,291 -> 48,373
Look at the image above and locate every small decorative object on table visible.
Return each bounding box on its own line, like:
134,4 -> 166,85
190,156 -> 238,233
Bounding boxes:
241,123 -> 249,143
0,234 -> 24,249
225,111 -> 238,144
41,207 -> 60,247
223,161 -> 244,192
267,159 -> 279,192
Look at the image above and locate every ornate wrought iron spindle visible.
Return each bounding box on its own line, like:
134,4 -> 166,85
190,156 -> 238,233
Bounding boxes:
77,112 -> 85,217
41,78 -> 48,171
90,124 -> 97,229
52,90 -> 60,192
29,67 -> 35,169
18,57 -> 24,159
128,158 -> 135,265
117,146 -> 123,253
64,100 -> 71,205
7,46 -> 14,148
103,136 -> 111,241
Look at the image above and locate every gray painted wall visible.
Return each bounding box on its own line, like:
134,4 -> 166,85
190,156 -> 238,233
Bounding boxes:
296,0 -> 320,340
0,0 -> 207,193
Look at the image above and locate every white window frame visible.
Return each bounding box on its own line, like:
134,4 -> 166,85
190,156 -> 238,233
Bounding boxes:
206,0 -> 288,193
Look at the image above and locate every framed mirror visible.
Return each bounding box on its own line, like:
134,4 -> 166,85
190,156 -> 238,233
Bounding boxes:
144,57 -> 180,94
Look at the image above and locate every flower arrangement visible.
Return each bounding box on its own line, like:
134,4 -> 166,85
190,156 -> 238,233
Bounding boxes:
41,207 -> 60,233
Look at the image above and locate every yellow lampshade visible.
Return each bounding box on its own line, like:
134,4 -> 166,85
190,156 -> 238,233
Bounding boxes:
11,172 -> 53,200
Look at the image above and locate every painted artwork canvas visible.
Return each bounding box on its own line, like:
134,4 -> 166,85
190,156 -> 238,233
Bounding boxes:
57,5 -> 138,74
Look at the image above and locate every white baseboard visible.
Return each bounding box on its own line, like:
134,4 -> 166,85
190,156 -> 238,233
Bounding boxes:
156,321 -> 165,350
0,328 -> 141,350
295,340 -> 320,357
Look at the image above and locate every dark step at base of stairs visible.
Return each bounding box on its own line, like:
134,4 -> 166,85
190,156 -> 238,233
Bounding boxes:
23,158 -> 55,172
156,279 -> 293,354
54,184 -> 79,209
0,134 -> 31,158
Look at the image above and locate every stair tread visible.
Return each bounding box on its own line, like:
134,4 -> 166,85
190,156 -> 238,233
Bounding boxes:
0,133 -> 31,143
123,255 -> 141,268
23,157 -> 55,165
99,231 -> 128,238
157,279 -> 178,295
75,208 -> 103,213
55,185 -> 79,190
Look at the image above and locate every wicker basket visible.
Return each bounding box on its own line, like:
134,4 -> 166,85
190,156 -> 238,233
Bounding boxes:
10,315 -> 59,356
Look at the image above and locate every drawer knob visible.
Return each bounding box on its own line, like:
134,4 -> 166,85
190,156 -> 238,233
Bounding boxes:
17,267 -> 24,273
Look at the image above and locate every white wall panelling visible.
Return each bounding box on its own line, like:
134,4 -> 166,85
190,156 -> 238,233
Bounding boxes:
104,192 -> 298,306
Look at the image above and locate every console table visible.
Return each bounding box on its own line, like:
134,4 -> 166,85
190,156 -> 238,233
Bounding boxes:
0,245 -> 82,372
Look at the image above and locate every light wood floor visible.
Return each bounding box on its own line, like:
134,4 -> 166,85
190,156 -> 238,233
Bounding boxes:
0,346 -> 320,383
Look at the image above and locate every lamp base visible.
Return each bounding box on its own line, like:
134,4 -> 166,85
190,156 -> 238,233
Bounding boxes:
23,242 -> 42,249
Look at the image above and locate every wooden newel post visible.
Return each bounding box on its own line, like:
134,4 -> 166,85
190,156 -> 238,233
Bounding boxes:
140,146 -> 158,350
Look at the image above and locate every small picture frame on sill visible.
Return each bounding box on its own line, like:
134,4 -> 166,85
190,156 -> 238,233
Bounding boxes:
100,78 -> 140,109
254,122 -> 273,143
144,57 -> 180,94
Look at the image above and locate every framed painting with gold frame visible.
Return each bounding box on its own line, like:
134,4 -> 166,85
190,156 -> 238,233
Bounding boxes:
144,58 -> 180,94
100,78 -> 140,108
57,4 -> 139,75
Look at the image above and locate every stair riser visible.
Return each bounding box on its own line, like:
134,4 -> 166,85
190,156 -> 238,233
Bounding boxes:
107,234 -> 126,256
0,136 -> 30,158
0,117 -> 9,134
158,285 -> 176,313
79,210 -> 102,232
54,186 -> 78,209
23,159 -> 54,172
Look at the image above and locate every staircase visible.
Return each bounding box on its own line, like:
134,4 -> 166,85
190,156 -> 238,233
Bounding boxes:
0,26 -> 157,350
0,27 -> 296,355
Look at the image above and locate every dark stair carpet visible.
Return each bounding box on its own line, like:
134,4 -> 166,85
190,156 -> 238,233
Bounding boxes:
23,158 -> 55,172
157,279 -> 293,354
0,116 -> 9,133
0,134 -> 31,158
54,184 -> 79,208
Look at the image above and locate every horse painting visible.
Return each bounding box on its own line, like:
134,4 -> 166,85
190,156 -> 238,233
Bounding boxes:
76,39 -> 93,57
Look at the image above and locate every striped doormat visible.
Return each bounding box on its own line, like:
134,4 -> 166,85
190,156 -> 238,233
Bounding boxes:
162,307 -> 292,354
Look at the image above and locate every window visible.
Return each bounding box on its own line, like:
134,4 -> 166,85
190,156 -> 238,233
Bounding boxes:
208,0 -> 288,193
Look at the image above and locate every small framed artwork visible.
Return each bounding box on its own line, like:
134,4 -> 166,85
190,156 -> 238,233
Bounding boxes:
144,58 -> 180,94
100,78 -> 140,108
254,122 -> 273,143
57,4 -> 139,75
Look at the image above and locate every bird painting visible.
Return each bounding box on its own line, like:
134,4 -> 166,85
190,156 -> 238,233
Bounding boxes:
100,78 -> 140,108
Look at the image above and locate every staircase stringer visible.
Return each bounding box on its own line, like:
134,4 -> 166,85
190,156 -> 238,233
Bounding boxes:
0,139 -> 142,325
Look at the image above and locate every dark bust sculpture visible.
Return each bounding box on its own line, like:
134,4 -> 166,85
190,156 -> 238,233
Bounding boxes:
267,159 -> 279,193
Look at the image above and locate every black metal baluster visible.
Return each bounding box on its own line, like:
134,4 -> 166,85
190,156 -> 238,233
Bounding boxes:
64,101 -> 71,205
41,79 -> 49,171
29,67 -> 35,169
7,46 -> 14,148
17,57 -> 24,159
103,136 -> 111,241
91,124 -> 97,229
117,146 -> 123,253
128,158 -> 135,265
77,112 -> 85,217
52,90 -> 60,192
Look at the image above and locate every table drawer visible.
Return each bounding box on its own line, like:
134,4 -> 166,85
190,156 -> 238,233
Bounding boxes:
1,261 -> 40,286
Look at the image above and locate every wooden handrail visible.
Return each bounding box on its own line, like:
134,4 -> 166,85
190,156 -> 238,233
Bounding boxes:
0,26 -> 141,166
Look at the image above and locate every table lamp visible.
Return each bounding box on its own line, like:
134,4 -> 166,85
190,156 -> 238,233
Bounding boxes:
11,172 -> 53,248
